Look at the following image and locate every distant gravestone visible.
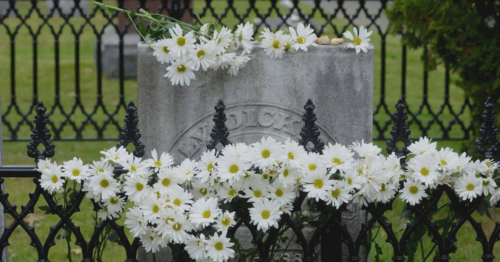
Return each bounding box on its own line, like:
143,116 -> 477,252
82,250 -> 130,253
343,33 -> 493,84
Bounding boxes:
0,0 -> 16,18
136,43 -> 373,261
47,0 -> 89,16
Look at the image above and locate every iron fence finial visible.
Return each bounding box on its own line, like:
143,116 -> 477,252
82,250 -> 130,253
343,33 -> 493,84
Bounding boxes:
299,99 -> 324,154
207,99 -> 231,151
475,97 -> 500,160
387,97 -> 413,167
117,100 -> 145,158
27,101 -> 55,163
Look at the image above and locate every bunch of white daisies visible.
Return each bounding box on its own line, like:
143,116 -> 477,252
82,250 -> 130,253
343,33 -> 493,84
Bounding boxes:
36,136 -> 498,262
152,22 -> 320,86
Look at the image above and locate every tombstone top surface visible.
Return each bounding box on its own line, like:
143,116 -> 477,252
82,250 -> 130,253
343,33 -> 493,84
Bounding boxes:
137,42 -> 373,162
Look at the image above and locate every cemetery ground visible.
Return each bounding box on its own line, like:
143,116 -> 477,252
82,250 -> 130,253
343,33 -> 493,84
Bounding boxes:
0,1 -> 493,261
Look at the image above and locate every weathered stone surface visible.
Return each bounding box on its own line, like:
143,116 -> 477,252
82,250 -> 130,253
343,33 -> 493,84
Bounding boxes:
137,42 -> 373,261
47,0 -> 89,16
0,92 -> 8,261
94,28 -> 141,79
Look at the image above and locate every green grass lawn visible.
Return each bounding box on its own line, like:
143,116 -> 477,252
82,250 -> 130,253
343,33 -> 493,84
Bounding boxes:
0,1 -> 490,261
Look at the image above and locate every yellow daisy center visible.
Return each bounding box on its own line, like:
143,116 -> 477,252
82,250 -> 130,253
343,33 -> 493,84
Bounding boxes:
262,149 -> 271,159
440,160 -> 447,166
313,179 -> 323,189
173,223 -> 181,231
297,36 -> 305,44
380,183 -> 386,191
347,177 -> 353,185
288,152 -> 294,160
72,169 -> 80,177
215,242 -> 224,251
162,46 -> 169,53
200,188 -> 208,195
51,175 -> 58,183
409,186 -> 418,194
136,183 -> 144,191
173,199 -> 181,206
177,37 -> 186,46
254,190 -> 262,198
353,38 -> 361,45
421,167 -> 429,176
309,164 -> 317,171
261,210 -> 270,219
228,189 -> 237,197
222,218 -> 231,226
98,168 -> 105,173
207,163 -> 214,172
276,189 -> 283,197
483,180 -> 490,186
331,188 -> 340,198
332,158 -> 342,165
177,65 -> 186,73
130,166 -> 137,172
229,164 -> 239,174
284,43 -> 291,51
203,210 -> 211,218
197,50 -> 205,58
283,169 -> 289,177
466,184 -> 475,191
162,178 -> 170,187
100,179 -> 109,188
154,161 -> 162,167
272,40 -> 280,49
152,205 -> 159,213
110,197 -> 118,205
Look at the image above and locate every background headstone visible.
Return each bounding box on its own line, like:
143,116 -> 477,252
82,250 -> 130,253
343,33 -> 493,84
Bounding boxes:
0,0 -> 16,18
47,0 -> 89,16
137,43 -> 373,261
0,91 -> 8,262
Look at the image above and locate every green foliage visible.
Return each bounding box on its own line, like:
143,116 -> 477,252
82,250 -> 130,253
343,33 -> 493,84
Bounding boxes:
387,0 -> 500,159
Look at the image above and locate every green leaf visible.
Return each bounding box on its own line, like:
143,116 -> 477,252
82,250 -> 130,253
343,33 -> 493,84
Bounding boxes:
138,21 -> 148,37
108,230 -> 119,243
374,241 -> 383,261
39,205 -> 52,215
56,229 -> 71,240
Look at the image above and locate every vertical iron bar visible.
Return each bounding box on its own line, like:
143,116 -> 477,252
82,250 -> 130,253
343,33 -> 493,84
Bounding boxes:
32,38 -> 38,104
401,45 -> 407,100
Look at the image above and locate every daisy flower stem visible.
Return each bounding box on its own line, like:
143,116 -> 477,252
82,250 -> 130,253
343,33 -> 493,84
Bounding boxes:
126,12 -> 149,44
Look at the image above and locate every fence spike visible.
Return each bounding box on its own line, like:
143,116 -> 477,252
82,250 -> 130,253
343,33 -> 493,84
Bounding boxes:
475,97 -> 500,160
117,101 -> 145,158
207,99 -> 231,151
298,99 -> 324,154
27,101 -> 55,163
386,98 -> 413,167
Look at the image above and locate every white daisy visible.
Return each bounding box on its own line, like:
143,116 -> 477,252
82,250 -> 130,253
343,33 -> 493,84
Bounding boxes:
98,205 -> 120,220
165,59 -> 196,86
301,169 -> 333,201
125,207 -> 148,237
227,54 -> 251,76
215,211 -> 236,234
400,181 -> 428,206
282,33 -> 296,53
490,188 -> 500,206
204,233 -> 235,262
249,198 -> 283,231
140,229 -> 162,253
165,214 -> 194,244
153,167 -> 184,195
276,164 -> 300,188
456,152 -> 472,175
374,182 -> 397,203
166,24 -> 196,57
282,138 -> 307,167
149,149 -> 174,172
192,180 -> 213,200
243,182 -> 268,203
234,22 -> 254,54
435,147 -> 459,172
218,184 -> 241,203
142,194 -> 166,222
481,177 -> 497,196
123,175 -> 150,203
120,156 -> 148,176
153,39 -> 175,64
184,235 -> 207,260
269,181 -> 295,205
289,23 -> 317,51
189,197 -> 221,227
342,26 -> 373,54
167,186 -> 194,212
324,180 -> 352,208
102,195 -> 125,213
407,154 -> 440,186
252,136 -> 283,168
178,158 -> 197,182
408,137 -> 437,156
190,41 -> 217,71
212,27 -> 233,55
342,169 -> 365,192
455,174 -> 482,201
322,143 -> 354,173
62,157 -> 90,183
88,171 -> 120,200
349,140 -> 381,160
100,146 -> 129,163
300,152 -> 326,173
260,28 -> 286,59
36,158 -> 55,171
89,158 -> 113,175
196,150 -> 217,182
40,165 -> 64,194
217,152 -> 250,184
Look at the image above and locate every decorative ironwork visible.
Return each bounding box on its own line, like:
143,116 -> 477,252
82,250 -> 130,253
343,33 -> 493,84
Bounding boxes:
206,99 -> 232,151
117,101 -> 145,158
386,98 -> 414,167
0,98 -> 498,261
27,102 -> 56,162
299,99 -> 325,154
476,97 -> 500,160
0,0 -> 473,142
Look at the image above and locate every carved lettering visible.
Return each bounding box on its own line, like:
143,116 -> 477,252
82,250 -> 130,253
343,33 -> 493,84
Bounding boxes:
243,109 -> 257,127
258,110 -> 274,127
227,112 -> 243,130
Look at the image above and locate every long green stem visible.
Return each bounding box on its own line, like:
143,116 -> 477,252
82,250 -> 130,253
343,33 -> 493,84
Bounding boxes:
420,240 -> 425,260
126,12 -> 148,43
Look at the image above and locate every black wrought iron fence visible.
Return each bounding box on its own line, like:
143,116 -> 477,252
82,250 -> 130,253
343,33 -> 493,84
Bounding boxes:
0,97 -> 497,262
0,0 -> 474,142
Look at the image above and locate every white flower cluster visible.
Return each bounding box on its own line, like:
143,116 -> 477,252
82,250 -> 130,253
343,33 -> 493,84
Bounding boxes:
152,22 -> 318,86
37,136 -> 499,262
